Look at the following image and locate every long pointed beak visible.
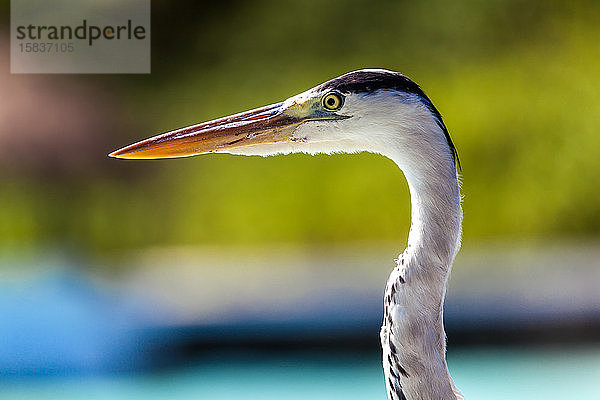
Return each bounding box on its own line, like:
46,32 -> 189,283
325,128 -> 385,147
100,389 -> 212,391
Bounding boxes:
109,102 -> 303,159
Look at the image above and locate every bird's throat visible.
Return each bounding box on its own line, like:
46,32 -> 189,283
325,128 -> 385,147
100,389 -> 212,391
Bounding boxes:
381,148 -> 463,400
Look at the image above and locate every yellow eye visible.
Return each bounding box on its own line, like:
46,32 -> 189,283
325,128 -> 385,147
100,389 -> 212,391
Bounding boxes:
322,92 -> 343,111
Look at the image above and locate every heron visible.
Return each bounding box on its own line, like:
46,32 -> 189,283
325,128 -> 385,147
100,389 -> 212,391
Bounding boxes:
110,69 -> 464,400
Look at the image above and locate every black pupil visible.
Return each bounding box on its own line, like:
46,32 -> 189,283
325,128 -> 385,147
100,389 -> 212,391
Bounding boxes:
327,97 -> 336,107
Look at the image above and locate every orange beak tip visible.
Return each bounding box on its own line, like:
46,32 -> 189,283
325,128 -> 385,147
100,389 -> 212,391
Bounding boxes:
108,149 -> 131,159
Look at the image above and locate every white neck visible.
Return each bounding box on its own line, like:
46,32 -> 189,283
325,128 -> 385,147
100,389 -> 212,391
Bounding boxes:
378,132 -> 463,400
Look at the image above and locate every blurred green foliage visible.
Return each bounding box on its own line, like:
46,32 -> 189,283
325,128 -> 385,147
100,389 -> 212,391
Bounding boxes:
1,0 -> 600,253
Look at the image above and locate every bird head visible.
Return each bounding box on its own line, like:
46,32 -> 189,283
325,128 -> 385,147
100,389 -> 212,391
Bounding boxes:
110,69 -> 458,169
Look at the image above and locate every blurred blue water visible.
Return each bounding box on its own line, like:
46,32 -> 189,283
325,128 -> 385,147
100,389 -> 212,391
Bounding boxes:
1,256 -> 599,399
1,347 -> 598,400
0,268 -> 158,375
